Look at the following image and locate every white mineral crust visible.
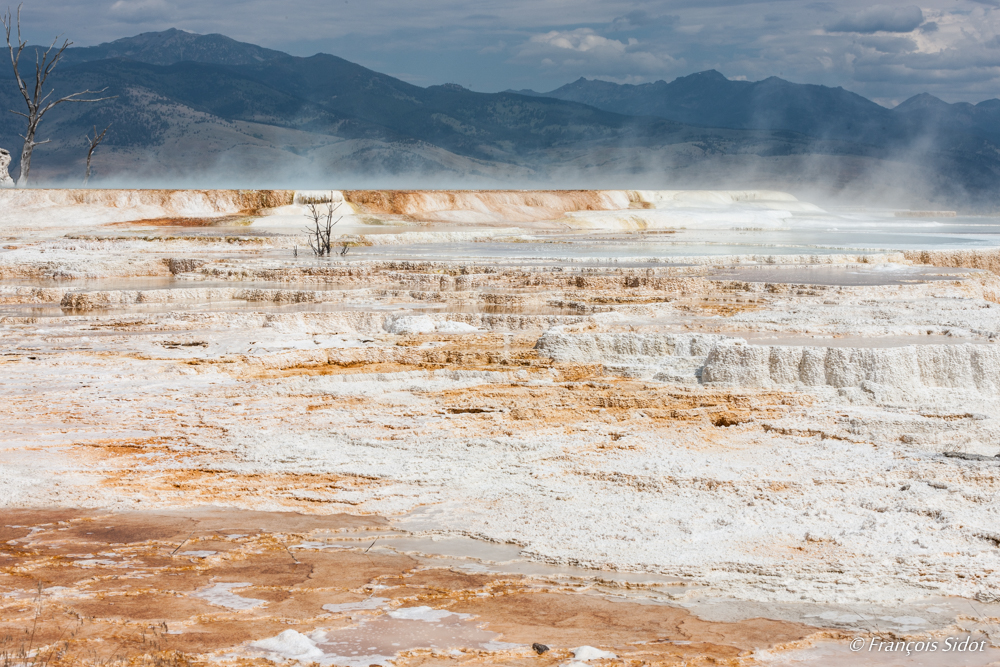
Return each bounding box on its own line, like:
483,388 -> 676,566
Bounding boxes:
2,188 -> 999,610
0,148 -> 14,188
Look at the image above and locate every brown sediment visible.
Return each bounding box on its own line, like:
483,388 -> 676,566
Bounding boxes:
0,188 -> 294,215
106,215 -> 256,227
447,593 -> 819,662
675,298 -> 764,316
342,189 -> 633,221
65,439 -> 385,512
230,189 -> 296,213
98,468 -> 386,509
226,334 -> 552,378
0,508 -> 827,667
432,382 -> 807,429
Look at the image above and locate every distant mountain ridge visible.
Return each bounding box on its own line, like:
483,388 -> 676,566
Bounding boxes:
1,29 -> 999,206
59,28 -> 287,67
515,72 -> 1000,146
2,31 -> 858,179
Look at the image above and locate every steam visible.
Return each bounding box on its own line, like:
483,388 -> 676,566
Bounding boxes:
8,144 -> 981,214
0,85 -> 991,213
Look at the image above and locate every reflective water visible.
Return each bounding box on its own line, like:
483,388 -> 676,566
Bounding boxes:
299,532 -> 686,588
705,265 -> 978,286
314,212 -> 1000,263
246,611 -> 510,667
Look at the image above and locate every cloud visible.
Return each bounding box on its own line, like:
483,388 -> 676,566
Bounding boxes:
109,0 -> 173,23
826,5 -> 924,33
805,2 -> 838,13
9,0 -> 1000,104
857,35 -> 918,53
528,29 -> 632,54
514,28 -> 677,76
479,40 -> 506,55
608,10 -> 678,32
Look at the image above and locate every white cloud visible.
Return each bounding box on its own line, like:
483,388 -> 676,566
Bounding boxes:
528,29 -> 633,54
844,6 -> 1000,86
11,0 -> 1000,102
514,28 -> 677,76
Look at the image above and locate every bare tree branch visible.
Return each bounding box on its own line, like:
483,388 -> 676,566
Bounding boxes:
2,4 -> 118,187
303,194 -> 343,257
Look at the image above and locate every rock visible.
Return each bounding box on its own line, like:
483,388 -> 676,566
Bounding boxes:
0,148 -> 13,188
532,643 -> 549,654
943,451 -> 999,462
168,258 -> 207,275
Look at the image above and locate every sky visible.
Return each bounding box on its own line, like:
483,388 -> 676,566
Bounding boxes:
10,0 -> 1000,106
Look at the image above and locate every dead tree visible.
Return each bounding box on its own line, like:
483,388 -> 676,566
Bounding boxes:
83,123 -> 110,185
304,195 -> 342,257
2,5 -> 116,187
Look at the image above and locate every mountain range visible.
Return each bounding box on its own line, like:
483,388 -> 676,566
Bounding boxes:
515,72 -> 1000,148
1,28 -> 998,207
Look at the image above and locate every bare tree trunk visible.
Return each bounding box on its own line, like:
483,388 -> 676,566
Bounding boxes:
84,124 -> 110,186
17,117 -> 40,188
2,5 -> 116,188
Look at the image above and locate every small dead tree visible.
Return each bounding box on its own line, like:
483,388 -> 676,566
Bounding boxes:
2,5 -> 116,187
83,123 -> 110,185
303,194 -> 342,257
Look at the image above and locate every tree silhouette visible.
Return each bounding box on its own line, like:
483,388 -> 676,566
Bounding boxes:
83,123 -> 110,185
2,4 -> 116,186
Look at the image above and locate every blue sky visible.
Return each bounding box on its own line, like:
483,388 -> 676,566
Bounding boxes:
12,0 -> 1000,105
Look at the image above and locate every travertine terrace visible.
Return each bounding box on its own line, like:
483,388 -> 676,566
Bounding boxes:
1,188 -> 999,666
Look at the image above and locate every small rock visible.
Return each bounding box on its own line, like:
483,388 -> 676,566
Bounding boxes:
944,451 -> 998,462
532,643 -> 549,654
